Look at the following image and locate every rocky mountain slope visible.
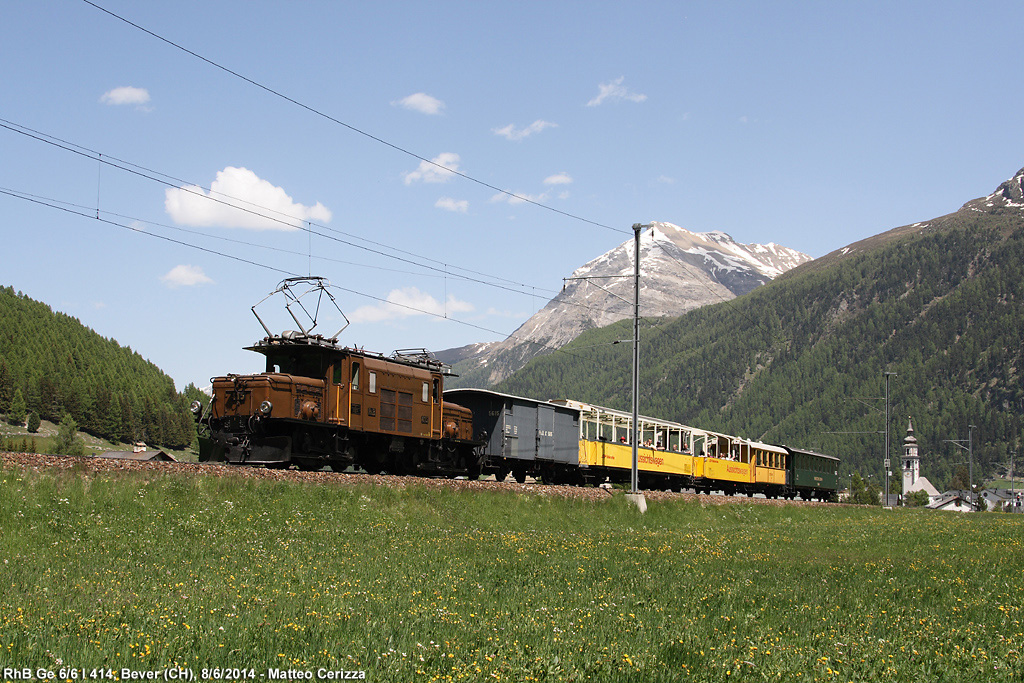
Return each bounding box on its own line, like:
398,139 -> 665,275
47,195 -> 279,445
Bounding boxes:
446,222 -> 811,387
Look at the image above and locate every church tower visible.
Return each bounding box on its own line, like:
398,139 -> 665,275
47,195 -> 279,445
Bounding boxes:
902,417 -> 920,491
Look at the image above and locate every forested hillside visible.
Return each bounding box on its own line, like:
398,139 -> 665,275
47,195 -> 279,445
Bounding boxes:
499,175 -> 1024,489
0,286 -> 201,449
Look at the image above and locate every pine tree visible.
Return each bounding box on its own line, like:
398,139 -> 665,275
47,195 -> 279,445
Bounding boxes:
52,413 -> 86,456
27,411 -> 40,434
8,387 -> 26,427
0,359 -> 11,412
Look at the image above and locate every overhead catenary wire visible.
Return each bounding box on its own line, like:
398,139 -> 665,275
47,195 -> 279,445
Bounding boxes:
0,185 -> 605,362
1,187 -> 450,279
11,0 -> 790,361
14,0 -> 705,345
0,117 -> 618,319
0,186 -> 292,277
0,118 -> 530,289
5,112 -> 786,366
5,163 -> 779,375
80,0 -> 628,237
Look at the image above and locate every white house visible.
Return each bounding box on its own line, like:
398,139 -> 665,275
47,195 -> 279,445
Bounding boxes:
927,491 -> 974,512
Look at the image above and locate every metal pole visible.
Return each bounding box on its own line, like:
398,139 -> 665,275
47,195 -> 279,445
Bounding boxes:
969,424 -> 975,508
884,372 -> 896,506
630,223 -> 642,494
1010,451 -> 1015,513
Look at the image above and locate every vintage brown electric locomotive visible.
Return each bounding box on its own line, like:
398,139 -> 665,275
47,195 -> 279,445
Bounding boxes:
193,278 -> 480,476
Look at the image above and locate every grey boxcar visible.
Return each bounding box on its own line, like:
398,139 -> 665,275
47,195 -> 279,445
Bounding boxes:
444,388 -> 581,484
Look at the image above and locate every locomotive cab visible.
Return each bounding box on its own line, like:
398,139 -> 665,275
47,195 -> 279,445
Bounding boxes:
200,333 -> 336,467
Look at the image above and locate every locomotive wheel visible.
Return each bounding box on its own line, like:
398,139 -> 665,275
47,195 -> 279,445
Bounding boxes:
494,468 -> 509,483
513,469 -> 527,484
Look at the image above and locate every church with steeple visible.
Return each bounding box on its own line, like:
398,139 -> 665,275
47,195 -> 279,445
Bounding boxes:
902,417 -> 940,503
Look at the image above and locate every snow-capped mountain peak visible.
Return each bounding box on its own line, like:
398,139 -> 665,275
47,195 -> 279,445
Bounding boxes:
446,222 -> 812,387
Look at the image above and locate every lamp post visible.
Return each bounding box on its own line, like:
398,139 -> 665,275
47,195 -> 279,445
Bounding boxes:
883,372 -> 897,507
560,222 -> 648,507
630,223 -> 644,495
1009,451 -> 1016,513
969,424 -> 975,505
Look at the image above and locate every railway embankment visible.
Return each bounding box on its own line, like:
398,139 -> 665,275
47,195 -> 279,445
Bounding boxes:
0,450 -> 835,506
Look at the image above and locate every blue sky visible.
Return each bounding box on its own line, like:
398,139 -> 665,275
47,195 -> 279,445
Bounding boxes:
2,1 -> 1023,391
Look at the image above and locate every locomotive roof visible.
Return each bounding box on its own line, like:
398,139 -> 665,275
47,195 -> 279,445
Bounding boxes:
245,332 -> 454,374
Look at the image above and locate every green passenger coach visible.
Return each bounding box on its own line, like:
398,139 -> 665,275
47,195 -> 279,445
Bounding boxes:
785,447 -> 840,502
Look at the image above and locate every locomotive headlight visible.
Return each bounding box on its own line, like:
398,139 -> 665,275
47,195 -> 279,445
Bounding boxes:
258,400 -> 273,417
190,400 -> 202,415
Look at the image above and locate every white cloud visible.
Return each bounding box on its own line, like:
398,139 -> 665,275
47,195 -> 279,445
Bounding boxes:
403,153 -> 460,185
655,175 -> 676,185
165,166 -> 331,230
161,265 -> 213,288
493,120 -> 558,141
100,86 -> 151,107
348,287 -> 474,323
586,77 -> 647,106
544,173 -> 573,186
393,92 -> 446,115
435,197 -> 468,213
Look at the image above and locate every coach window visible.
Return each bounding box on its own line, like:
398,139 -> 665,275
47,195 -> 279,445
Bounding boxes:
352,363 -> 360,391
368,371 -> 377,394
422,382 -> 430,403
433,378 -> 440,402
333,364 -> 343,385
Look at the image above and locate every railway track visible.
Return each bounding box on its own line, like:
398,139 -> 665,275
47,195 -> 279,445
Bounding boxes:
0,450 -> 838,507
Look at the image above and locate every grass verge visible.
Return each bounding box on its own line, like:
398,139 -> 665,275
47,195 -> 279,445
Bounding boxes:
1,465 -> 1021,681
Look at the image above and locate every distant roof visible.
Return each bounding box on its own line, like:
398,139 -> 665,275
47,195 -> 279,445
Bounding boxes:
927,492 -> 975,511
906,476 -> 940,498
95,450 -> 177,462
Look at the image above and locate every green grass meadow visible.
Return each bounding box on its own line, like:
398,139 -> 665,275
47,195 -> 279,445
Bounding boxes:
1,464 -> 1022,682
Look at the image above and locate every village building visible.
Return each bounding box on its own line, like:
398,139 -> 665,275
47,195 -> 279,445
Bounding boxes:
96,449 -> 177,462
979,488 -> 1022,512
901,417 -> 940,504
927,491 -> 975,512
